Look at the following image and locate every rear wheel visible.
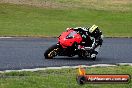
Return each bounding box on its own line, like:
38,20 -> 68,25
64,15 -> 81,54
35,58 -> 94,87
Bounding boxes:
44,44 -> 59,59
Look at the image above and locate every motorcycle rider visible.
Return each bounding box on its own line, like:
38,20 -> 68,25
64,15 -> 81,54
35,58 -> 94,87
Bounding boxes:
66,25 -> 103,59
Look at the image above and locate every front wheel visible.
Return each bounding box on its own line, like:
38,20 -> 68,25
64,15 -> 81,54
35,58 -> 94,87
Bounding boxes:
44,44 -> 59,59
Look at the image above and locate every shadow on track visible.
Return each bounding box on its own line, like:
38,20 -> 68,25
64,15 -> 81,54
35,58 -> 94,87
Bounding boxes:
53,56 -> 96,61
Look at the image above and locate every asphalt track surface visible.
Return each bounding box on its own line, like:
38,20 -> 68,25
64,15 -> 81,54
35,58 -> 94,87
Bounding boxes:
0,38 -> 132,71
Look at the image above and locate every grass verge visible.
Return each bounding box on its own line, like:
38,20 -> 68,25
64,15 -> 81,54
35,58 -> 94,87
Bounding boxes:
0,66 -> 132,88
0,3 -> 132,37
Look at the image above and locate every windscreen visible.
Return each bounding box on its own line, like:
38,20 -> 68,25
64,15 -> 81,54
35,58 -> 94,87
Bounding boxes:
67,31 -> 77,37
66,31 -> 77,39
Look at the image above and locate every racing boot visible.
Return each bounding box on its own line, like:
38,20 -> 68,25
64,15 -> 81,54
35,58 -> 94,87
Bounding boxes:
90,45 -> 101,60
91,51 -> 98,60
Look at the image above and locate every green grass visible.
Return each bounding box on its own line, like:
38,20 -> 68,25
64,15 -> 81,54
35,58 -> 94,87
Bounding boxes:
0,1 -> 132,37
0,66 -> 132,88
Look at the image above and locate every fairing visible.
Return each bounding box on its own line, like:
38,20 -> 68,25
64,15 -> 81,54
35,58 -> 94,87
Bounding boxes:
58,30 -> 82,48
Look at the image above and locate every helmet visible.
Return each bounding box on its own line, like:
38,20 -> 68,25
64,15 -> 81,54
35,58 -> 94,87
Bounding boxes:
89,25 -> 100,37
89,25 -> 98,33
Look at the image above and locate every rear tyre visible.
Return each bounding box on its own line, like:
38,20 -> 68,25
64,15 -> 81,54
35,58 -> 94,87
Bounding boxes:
44,44 -> 59,59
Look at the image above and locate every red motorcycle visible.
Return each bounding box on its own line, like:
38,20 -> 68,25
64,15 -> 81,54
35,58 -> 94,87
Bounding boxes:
44,29 -> 96,60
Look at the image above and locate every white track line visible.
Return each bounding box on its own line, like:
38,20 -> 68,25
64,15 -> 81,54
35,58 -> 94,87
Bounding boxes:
118,63 -> 132,66
0,63 -> 132,73
0,37 -> 12,39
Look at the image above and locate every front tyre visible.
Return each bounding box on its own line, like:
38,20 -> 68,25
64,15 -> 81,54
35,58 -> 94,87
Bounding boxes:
44,44 -> 59,59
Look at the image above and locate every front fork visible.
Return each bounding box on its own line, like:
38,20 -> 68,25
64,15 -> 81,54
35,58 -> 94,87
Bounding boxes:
48,47 -> 60,58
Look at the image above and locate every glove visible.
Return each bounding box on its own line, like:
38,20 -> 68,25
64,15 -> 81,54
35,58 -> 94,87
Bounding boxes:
66,28 -> 73,31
